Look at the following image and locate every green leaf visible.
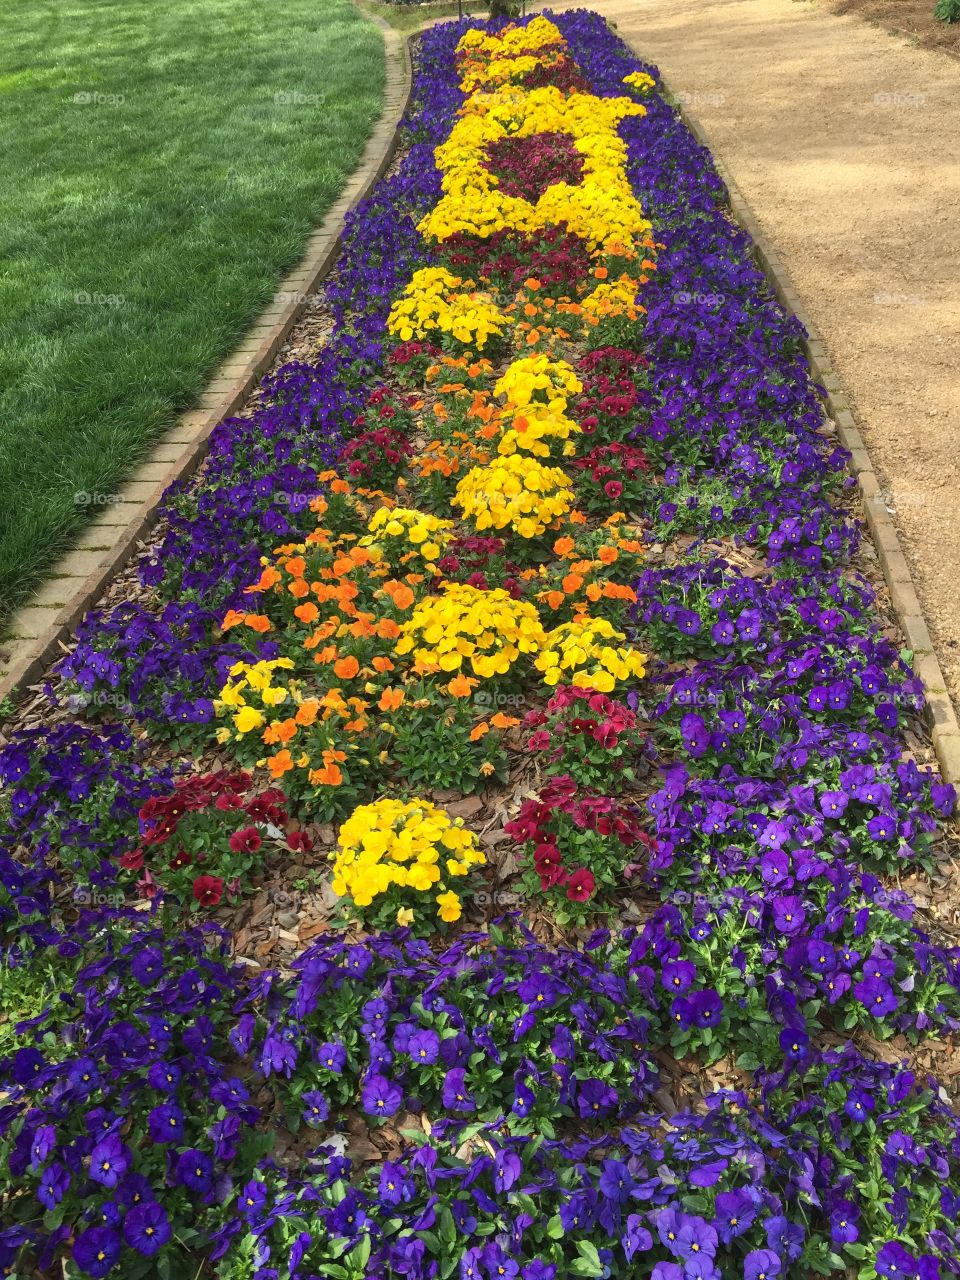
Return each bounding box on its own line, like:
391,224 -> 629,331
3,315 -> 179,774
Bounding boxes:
576,1240 -> 603,1273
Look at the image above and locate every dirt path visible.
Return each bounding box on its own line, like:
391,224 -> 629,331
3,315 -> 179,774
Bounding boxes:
546,0 -> 960,708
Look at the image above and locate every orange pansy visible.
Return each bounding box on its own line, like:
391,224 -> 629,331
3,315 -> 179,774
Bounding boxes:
378,687 -> 405,712
267,750 -> 294,779
490,712 -> 520,729
309,764 -> 343,787
447,674 -> 477,698
243,614 -> 272,634
295,700 -> 321,726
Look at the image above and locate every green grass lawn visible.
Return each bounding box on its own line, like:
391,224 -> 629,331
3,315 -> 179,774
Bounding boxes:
0,0 -> 384,624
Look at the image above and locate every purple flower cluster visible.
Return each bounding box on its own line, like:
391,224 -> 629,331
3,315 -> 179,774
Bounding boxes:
0,723 -> 175,886
210,1092 -> 821,1279
0,924 -> 256,1277
235,924 -> 657,1133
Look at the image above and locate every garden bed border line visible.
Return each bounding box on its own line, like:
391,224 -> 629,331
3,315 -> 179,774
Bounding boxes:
0,9 -> 412,712
655,78 -> 960,789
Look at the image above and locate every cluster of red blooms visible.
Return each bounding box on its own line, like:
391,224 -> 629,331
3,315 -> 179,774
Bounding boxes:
525,686 -> 641,756
484,131 -> 585,204
120,772 -> 310,907
340,425 -> 414,489
436,536 -> 526,599
516,49 -> 592,94
568,441 -> 650,508
505,773 -> 648,905
386,339 -> 442,387
349,385 -> 417,436
574,348 -> 652,442
441,227 -> 593,294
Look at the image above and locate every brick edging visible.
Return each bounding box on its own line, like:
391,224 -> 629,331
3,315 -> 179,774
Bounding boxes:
0,8 -> 413,710
659,87 -> 960,787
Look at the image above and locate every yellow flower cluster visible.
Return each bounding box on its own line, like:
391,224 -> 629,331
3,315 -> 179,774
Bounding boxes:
455,17 -> 568,95
420,74 -> 649,253
534,616 -> 648,692
580,273 -> 643,321
495,407 -> 581,460
216,658 -> 295,736
395,583 -> 546,679
494,354 -> 582,411
458,53 -> 541,94
456,16 -> 561,64
361,506 -> 454,570
493,355 -> 582,458
215,655 -> 376,793
623,70 -> 656,95
333,797 -> 485,923
387,267 -> 506,350
453,454 -> 574,539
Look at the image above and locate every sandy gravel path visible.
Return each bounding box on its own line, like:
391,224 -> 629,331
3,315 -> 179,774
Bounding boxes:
549,0 -> 960,707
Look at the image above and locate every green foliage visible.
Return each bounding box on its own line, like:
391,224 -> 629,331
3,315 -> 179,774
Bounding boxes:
935,0 -> 960,21
390,680 -> 510,794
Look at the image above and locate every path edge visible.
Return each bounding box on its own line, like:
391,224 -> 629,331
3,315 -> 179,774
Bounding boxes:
0,9 -> 413,710
647,70 -> 960,788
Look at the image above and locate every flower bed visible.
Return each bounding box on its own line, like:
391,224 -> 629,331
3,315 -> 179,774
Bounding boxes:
1,10 -> 959,1280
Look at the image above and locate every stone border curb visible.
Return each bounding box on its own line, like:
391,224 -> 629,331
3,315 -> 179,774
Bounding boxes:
664,89 -> 960,787
0,10 -> 412,710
